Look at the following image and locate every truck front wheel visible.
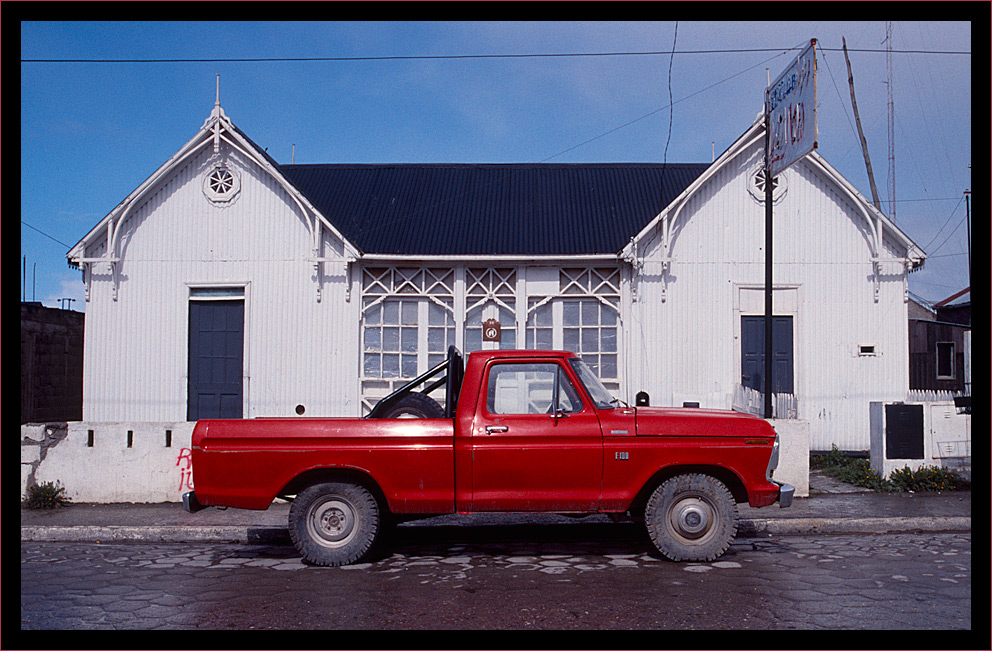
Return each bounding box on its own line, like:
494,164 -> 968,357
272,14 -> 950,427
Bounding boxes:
289,482 -> 380,566
644,473 -> 738,562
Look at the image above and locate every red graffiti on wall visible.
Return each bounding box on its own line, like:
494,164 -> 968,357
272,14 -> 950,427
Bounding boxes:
176,447 -> 194,492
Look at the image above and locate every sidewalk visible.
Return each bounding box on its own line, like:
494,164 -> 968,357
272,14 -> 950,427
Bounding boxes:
20,470 -> 970,545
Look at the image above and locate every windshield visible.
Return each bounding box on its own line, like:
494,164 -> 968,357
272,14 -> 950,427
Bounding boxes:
568,358 -> 616,409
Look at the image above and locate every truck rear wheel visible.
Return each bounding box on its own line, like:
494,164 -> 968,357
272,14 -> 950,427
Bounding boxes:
289,482 -> 380,566
644,473 -> 738,562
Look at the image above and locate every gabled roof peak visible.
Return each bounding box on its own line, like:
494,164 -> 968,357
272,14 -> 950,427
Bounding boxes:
202,74 -> 228,128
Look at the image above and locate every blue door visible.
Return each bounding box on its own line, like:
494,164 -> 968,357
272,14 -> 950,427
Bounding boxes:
741,316 -> 793,395
187,299 -> 244,420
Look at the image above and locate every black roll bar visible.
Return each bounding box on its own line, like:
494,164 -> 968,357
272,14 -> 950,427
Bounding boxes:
365,346 -> 464,419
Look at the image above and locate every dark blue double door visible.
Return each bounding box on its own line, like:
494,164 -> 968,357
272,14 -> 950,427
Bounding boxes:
187,299 -> 244,420
741,315 -> 794,395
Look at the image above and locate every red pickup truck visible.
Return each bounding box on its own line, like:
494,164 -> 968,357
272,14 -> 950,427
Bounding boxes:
185,347 -> 793,566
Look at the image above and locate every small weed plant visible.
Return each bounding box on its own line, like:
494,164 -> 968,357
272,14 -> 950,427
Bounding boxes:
24,480 -> 72,509
812,445 -> 966,492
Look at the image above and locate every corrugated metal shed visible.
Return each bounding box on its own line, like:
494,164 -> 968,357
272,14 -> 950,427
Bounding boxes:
279,163 -> 709,255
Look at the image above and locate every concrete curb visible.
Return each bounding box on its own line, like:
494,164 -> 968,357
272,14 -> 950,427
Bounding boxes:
21,516 -> 970,545
738,516 -> 971,537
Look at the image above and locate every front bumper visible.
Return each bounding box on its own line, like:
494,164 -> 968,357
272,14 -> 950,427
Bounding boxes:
766,432 -> 794,508
775,481 -> 795,508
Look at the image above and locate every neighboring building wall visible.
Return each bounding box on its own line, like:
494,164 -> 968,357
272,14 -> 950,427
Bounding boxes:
21,303 -> 84,423
629,142 -> 912,451
908,319 -> 969,392
80,144 -> 359,421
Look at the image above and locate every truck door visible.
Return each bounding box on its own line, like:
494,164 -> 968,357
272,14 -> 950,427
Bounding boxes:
470,360 -> 603,512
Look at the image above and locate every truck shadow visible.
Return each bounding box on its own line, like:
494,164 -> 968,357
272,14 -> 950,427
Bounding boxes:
374,519 -> 659,563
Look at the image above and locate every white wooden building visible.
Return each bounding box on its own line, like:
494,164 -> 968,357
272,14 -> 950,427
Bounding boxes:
68,102 -> 925,451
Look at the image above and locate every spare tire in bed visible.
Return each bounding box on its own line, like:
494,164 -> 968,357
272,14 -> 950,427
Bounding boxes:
377,393 -> 445,418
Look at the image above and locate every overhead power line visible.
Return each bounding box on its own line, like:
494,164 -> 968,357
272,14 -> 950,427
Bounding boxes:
22,220 -> 72,249
21,47 -> 969,64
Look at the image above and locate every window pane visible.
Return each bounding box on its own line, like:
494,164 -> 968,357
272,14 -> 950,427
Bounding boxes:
601,354 -> 617,379
429,301 -> 446,325
602,328 -> 617,353
936,342 -> 955,378
365,303 -> 381,326
401,327 -> 417,352
563,328 -> 580,352
383,301 -> 399,325
365,327 -> 381,352
363,354 -> 381,377
582,328 -> 599,353
383,327 -> 399,351
402,354 -> 418,378
535,303 -> 552,327
382,354 -> 400,378
563,301 -> 579,326
466,328 -> 482,352
536,328 -> 553,349
428,326 -> 445,351
581,301 -> 599,325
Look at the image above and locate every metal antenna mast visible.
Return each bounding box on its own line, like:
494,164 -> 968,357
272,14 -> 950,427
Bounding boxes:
885,22 -> 896,221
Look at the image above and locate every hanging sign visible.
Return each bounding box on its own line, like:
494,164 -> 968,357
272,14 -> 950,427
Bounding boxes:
766,39 -> 818,177
482,318 -> 501,342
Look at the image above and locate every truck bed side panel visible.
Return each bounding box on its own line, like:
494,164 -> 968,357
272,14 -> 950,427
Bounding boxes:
191,418 -> 455,513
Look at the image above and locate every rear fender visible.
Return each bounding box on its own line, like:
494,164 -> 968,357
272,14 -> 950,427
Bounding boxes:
278,467 -> 389,514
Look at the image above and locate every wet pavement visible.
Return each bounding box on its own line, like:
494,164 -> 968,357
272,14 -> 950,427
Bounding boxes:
21,530 -> 971,629
19,471 -> 972,630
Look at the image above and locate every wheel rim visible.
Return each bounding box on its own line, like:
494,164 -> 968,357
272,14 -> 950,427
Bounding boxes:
306,497 -> 360,549
666,494 -> 718,544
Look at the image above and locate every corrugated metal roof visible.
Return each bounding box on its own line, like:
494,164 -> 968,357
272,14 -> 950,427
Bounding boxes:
278,163 -> 709,255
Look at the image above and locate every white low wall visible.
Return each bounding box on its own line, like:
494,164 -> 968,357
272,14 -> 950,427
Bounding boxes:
22,422 -> 195,503
767,419 -> 810,498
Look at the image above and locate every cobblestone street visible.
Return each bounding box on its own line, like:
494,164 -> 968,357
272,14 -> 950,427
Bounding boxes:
21,529 -> 971,630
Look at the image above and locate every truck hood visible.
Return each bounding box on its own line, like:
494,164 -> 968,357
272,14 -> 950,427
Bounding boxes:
634,406 -> 775,438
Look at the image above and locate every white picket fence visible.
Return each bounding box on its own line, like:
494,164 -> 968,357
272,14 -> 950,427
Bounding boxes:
731,386 -> 965,420
731,384 -> 798,419
906,389 -> 966,403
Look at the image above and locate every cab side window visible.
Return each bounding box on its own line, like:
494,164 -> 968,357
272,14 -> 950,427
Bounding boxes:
486,363 -> 583,415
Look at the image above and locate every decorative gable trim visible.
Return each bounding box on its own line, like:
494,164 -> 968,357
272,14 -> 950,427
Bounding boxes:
621,117 -> 926,302
67,103 -> 360,302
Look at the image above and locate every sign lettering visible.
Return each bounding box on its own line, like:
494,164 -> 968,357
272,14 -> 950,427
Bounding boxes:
766,40 -> 817,177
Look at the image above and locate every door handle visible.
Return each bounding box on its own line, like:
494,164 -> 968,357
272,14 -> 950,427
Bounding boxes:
485,425 -> 509,435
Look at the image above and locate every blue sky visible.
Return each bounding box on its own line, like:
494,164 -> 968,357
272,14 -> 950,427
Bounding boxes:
20,20 -> 973,310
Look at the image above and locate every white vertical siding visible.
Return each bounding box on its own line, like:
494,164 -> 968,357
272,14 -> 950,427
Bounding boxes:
82,143 -> 360,422
630,141 -> 912,451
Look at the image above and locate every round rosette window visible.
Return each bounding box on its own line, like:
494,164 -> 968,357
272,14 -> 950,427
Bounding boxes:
746,162 -> 787,205
203,164 -> 241,204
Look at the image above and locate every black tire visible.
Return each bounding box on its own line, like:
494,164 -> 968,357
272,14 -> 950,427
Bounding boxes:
644,473 -> 738,562
289,482 -> 380,566
379,393 -> 444,419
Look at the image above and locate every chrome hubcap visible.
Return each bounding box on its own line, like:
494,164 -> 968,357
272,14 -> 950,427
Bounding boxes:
669,496 -> 715,542
308,498 -> 358,549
